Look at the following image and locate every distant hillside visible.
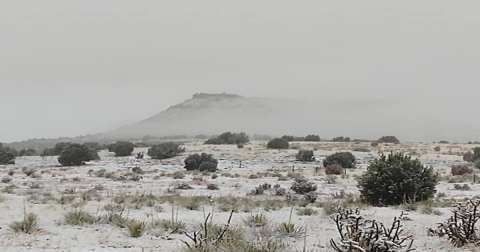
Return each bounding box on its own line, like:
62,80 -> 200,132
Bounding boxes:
107,93 -> 305,138
7,92 -> 479,150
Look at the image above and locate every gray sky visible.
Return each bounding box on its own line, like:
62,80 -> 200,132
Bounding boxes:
1,0 -> 480,142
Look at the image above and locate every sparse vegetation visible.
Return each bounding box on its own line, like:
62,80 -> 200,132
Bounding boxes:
127,219 -> 146,237
10,210 -> 39,234
330,208 -> 414,251
433,200 -> 480,247
64,209 -> 96,225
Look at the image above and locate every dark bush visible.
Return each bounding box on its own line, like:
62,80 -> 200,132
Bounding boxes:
109,141 -> 135,157
377,136 -> 400,144
304,135 -> 321,142
147,142 -> 185,160
0,149 -> 15,165
358,152 -> 438,206
463,151 -> 474,162
323,152 -> 356,168
451,165 -> 473,176
296,150 -> 315,162
325,164 -> 344,175
0,144 -> 16,164
266,138 -> 289,149
473,147 -> 480,161
58,144 -> 97,166
184,153 -> 218,172
332,136 -> 351,142
291,177 -> 317,194
204,132 -> 249,145
434,146 -> 441,152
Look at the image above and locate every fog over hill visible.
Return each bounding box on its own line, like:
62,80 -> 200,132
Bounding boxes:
107,92 -> 475,142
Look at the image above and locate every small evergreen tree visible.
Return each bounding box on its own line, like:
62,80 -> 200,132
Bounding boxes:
204,132 -> 249,145
323,152 -> 356,168
109,141 -> 135,157
377,136 -> 400,144
0,143 -> 15,165
148,142 -> 185,160
267,138 -> 289,149
358,152 -> 438,206
184,153 -> 218,172
58,144 -> 96,166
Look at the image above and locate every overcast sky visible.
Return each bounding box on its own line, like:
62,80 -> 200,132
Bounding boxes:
1,0 -> 480,142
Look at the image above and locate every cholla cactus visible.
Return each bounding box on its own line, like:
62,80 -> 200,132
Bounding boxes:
330,208 -> 415,252
434,200 -> 480,247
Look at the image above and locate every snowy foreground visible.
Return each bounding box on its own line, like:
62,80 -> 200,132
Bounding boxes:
0,141 -> 478,252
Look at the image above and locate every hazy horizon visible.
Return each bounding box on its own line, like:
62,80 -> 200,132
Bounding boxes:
2,1 -> 480,142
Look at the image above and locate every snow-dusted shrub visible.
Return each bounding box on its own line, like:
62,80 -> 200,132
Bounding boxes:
58,144 -> 97,166
109,141 -> 134,157
148,142 -> 184,160
267,138 -> 289,149
204,132 -> 249,145
330,208 -> 414,252
290,177 -> 317,195
358,153 -> 438,206
323,152 -> 356,168
184,153 -> 218,172
451,165 -> 473,176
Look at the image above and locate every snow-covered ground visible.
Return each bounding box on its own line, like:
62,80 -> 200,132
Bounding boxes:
0,141 -> 478,251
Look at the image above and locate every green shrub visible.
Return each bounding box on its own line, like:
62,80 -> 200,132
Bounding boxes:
377,136 -> 400,144
0,150 -> 15,165
304,135 -> 321,142
358,153 -> 438,206
204,132 -> 249,145
474,147 -> 480,162
296,150 -> 314,162
267,138 -> 289,149
291,177 -> 317,195
323,152 -> 356,168
184,153 -> 218,172
109,141 -> 134,157
464,151 -> 474,162
451,165 -> 473,176
58,144 -> 97,166
147,142 -> 185,160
